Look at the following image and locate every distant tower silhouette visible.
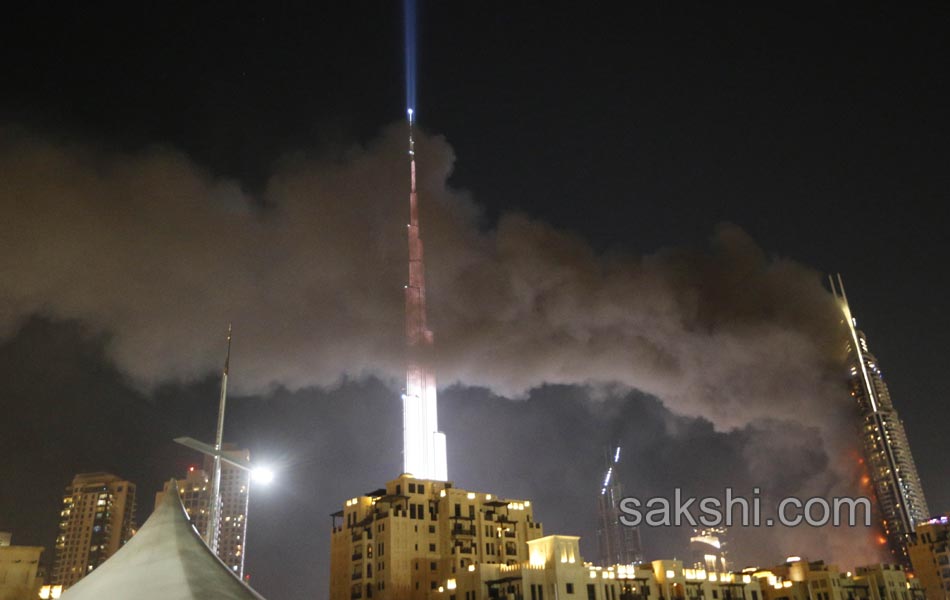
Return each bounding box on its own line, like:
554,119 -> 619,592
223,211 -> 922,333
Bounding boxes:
401,108 -> 447,481
830,274 -> 930,568
597,446 -> 643,566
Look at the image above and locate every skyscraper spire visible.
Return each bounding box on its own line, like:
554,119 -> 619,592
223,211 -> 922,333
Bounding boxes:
402,109 -> 448,481
830,274 -> 929,568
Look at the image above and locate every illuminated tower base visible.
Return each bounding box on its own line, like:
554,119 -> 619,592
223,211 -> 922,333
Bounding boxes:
402,365 -> 447,480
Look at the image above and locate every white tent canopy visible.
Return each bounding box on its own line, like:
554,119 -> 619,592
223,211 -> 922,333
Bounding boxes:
61,479 -> 267,600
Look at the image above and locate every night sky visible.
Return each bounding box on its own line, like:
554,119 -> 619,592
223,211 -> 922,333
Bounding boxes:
2,3 -> 949,599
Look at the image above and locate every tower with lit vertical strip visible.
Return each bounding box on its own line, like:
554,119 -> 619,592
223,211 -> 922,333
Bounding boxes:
830,274 -> 929,568
402,108 -> 448,481
597,446 -> 642,566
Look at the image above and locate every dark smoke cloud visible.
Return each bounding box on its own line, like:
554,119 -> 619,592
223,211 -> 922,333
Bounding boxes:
0,123 -> 883,571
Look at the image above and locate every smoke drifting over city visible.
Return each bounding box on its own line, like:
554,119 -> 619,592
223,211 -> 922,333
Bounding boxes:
0,123 -> 881,568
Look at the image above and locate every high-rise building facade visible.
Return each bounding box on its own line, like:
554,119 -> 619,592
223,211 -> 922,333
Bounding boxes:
597,446 -> 642,567
830,275 -> 930,568
52,472 -> 136,588
155,446 -> 251,577
908,515 -> 950,600
402,110 -> 447,482
213,446 -> 251,577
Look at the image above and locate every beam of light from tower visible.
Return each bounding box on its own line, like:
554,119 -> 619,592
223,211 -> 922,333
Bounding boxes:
404,0 -> 417,115
401,0 -> 446,482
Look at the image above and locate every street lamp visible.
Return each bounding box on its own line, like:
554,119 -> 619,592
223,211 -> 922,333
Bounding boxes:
251,467 -> 275,485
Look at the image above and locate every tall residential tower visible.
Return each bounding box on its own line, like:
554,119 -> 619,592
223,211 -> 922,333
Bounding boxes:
830,275 -> 930,568
402,109 -> 447,481
52,472 -> 136,589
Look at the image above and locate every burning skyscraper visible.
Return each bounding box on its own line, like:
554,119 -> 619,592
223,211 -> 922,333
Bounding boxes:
830,274 -> 930,568
596,446 -> 643,566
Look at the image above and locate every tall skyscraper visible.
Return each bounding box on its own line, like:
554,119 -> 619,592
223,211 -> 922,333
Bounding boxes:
52,472 -> 136,588
597,446 -> 643,566
154,445 -> 251,577
402,109 -> 447,481
213,446 -> 252,577
830,275 -> 930,568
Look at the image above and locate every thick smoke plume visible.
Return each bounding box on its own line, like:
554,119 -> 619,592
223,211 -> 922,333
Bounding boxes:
0,123 -> 881,567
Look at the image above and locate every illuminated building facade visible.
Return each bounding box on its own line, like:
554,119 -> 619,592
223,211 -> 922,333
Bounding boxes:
329,474 -> 543,600
830,275 -> 930,568
402,110 -> 447,482
597,446 -> 642,566
908,516 -> 950,600
690,526 -> 729,573
328,477 -> 923,600
51,472 -> 136,589
154,445 -> 251,577
214,446 -> 252,577
751,558 -> 922,600
329,484 -> 765,600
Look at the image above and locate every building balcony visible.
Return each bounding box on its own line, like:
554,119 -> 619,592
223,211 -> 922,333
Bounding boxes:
352,573 -> 362,581
352,553 -> 363,561
452,526 -> 476,536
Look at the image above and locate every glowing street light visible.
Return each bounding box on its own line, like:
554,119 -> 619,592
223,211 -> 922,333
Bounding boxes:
251,466 -> 275,485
